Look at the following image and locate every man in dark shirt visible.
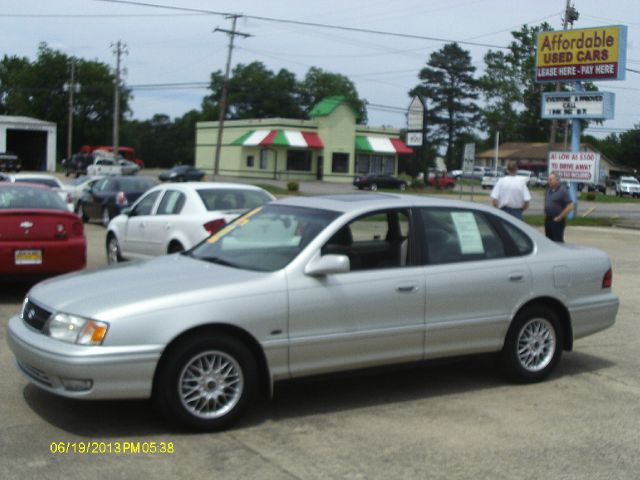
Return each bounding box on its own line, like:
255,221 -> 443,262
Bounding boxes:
545,172 -> 574,242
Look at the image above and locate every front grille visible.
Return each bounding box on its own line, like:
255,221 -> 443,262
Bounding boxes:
17,361 -> 53,387
22,299 -> 52,332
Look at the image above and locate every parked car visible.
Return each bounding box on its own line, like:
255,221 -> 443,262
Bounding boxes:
427,172 -> 456,189
517,169 -> 534,186
0,152 -> 21,172
86,153 -> 139,176
462,166 -> 487,180
353,173 -> 407,191
7,193 -> 618,431
481,171 -> 504,189
449,169 -> 463,180
158,165 -> 206,182
106,182 -> 275,263
63,153 -> 94,177
61,175 -> 105,212
614,176 -> 640,198
0,182 -> 86,279
0,172 -> 9,182
533,173 -> 548,188
9,173 -> 74,211
77,175 -> 156,227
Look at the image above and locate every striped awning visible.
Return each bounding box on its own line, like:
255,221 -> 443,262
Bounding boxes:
232,130 -> 324,149
355,136 -> 413,155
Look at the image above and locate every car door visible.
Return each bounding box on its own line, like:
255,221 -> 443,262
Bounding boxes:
82,177 -> 111,221
417,207 -> 533,359
143,189 -> 187,256
287,209 -> 426,377
121,190 -> 162,258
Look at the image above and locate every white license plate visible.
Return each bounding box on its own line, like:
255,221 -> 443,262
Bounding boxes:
15,249 -> 42,265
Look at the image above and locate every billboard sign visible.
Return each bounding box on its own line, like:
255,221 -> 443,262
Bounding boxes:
536,25 -> 627,82
406,96 -> 425,146
541,91 -> 615,119
548,151 -> 600,184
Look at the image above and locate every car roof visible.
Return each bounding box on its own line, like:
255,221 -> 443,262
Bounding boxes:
149,181 -> 269,192
275,193 -> 496,215
0,181 -> 50,190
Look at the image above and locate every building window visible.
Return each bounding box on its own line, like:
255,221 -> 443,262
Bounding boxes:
246,155 -> 254,167
286,150 -> 312,171
356,154 -> 395,174
331,153 -> 349,173
260,149 -> 268,170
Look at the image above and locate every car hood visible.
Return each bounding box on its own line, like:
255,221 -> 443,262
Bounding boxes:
29,254 -> 275,320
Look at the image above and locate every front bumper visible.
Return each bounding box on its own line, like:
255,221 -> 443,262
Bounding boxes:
7,314 -> 163,400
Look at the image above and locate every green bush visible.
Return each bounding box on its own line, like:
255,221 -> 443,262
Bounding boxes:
287,181 -> 300,192
411,179 -> 425,190
586,192 -> 597,201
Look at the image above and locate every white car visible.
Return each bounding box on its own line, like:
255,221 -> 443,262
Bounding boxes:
61,175 -> 105,212
106,182 -> 275,263
9,173 -> 74,211
481,171 -> 504,189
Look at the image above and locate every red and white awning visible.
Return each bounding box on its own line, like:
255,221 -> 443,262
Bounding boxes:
232,130 -> 324,149
355,135 -> 413,154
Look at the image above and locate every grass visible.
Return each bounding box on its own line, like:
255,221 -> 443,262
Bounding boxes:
256,184 -> 301,196
578,193 -> 640,203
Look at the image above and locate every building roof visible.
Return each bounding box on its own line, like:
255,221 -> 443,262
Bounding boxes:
308,96 -> 359,118
0,115 -> 56,127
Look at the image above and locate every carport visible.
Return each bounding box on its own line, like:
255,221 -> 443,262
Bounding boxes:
0,116 -> 57,171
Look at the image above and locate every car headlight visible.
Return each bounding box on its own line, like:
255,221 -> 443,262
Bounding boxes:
45,313 -> 109,345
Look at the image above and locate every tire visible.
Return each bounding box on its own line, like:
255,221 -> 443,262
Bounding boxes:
77,203 -> 88,223
101,207 -> 112,228
370,183 -> 378,192
154,334 -> 258,431
500,305 -> 563,383
106,234 -> 124,264
168,241 -> 185,254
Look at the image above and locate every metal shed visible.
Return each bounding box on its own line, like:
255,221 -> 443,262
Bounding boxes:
0,115 -> 57,172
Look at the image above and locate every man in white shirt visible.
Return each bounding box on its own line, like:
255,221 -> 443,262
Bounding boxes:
490,160 -> 531,220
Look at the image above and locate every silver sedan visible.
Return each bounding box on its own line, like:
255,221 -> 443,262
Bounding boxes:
7,194 -> 619,431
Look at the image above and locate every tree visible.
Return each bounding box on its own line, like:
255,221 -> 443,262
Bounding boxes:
410,43 -> 480,169
0,43 -> 129,158
298,67 -> 367,123
202,61 -> 302,120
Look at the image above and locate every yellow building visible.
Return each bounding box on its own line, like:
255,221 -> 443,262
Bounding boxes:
195,96 -> 412,182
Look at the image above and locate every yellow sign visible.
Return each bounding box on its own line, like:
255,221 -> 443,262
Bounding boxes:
536,25 -> 627,82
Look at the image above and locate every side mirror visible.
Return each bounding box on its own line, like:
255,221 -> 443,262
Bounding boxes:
122,207 -> 133,216
305,254 -> 350,276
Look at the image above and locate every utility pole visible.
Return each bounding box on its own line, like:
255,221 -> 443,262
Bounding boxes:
63,59 -> 80,161
549,0 -> 579,145
111,40 -> 128,158
213,15 -> 251,180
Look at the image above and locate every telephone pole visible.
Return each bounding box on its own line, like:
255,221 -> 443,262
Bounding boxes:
549,1 -> 579,145
213,16 -> 251,179
63,59 -> 80,161
111,40 -> 128,157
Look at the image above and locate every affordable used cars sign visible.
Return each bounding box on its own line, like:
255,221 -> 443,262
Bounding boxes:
536,25 -> 627,82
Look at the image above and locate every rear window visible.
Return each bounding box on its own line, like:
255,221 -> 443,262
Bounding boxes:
117,178 -> 156,192
197,188 -> 273,211
0,186 -> 67,210
13,177 -> 60,189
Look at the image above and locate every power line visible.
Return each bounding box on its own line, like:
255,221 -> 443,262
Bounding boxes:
95,0 -> 511,50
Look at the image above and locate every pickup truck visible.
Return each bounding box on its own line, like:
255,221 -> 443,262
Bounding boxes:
86,154 -> 139,176
0,152 -> 21,172
614,176 -> 640,198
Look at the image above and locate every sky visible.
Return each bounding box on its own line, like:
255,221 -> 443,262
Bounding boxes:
1,0 -> 639,139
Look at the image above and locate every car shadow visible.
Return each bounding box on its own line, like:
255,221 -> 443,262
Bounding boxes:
0,281 -> 32,303
22,350 -> 614,436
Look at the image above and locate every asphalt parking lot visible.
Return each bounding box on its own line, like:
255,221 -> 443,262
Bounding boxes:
1,223 -> 639,479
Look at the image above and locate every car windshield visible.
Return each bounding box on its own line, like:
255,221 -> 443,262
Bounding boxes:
13,177 -> 60,189
69,176 -> 90,185
0,186 -> 68,210
197,188 -> 273,211
621,177 -> 639,184
188,204 -> 339,272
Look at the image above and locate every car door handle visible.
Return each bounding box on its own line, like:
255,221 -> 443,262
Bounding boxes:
396,284 -> 418,293
509,273 -> 525,281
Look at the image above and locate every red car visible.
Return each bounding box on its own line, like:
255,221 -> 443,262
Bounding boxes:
427,172 -> 456,189
0,183 -> 86,279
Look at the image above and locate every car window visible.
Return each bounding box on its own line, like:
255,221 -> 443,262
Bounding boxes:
94,178 -> 111,192
420,208 -> 506,265
118,178 -> 156,192
498,219 -> 534,255
0,186 -> 67,210
197,188 -> 273,211
321,209 -> 412,271
132,191 -> 161,216
156,190 -> 185,215
189,204 -> 339,272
